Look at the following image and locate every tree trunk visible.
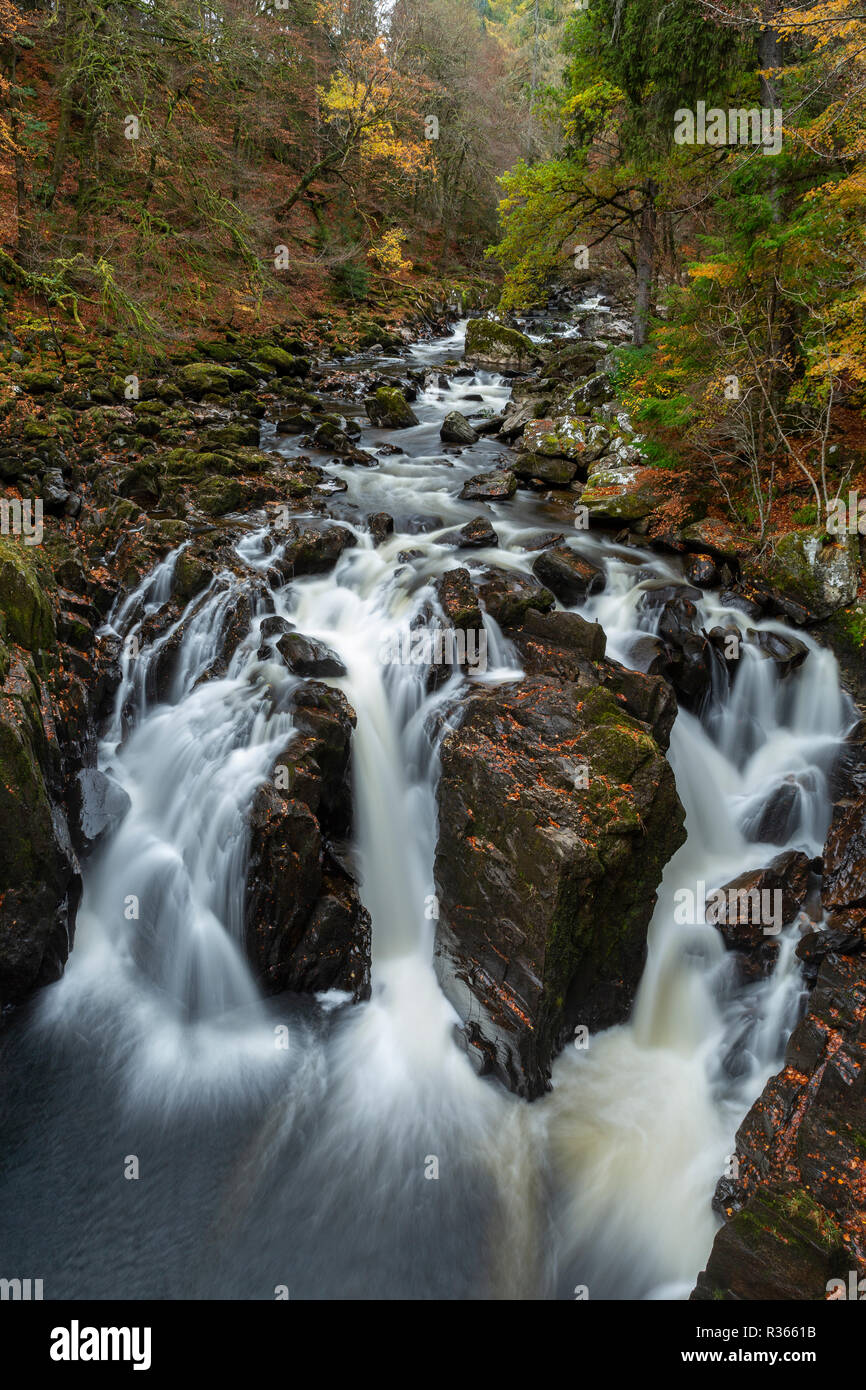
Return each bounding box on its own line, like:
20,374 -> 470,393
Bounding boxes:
632,179 -> 657,347
39,3 -> 76,210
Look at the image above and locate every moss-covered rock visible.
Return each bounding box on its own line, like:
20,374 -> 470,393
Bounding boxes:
755,528 -> 860,621
0,654 -> 79,1004
0,539 -> 55,652
580,464 -> 675,525
250,344 -> 310,377
176,362 -> 255,399
464,318 -> 537,371
20,370 -> 63,396
434,619 -> 686,1097
197,477 -> 244,516
364,387 -> 419,429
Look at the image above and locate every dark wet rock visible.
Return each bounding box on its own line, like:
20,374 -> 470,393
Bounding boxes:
274,524 -> 356,579
473,414 -> 505,436
0,648 -> 80,1005
434,670 -> 687,1098
459,469 -> 517,501
434,568 -> 483,633
245,683 -> 369,999
639,586 -> 712,712
512,454 -> 578,487
41,468 -> 71,513
405,515 -> 444,535
744,627 -> 809,677
448,517 -> 498,549
478,570 -> 554,628
692,949 -> 866,1299
531,546 -> 605,604
275,632 -> 347,678
365,387 -> 418,429
367,512 -> 394,545
741,778 -> 804,845
259,615 -> 294,642
523,531 -> 565,551
684,552 -> 719,588
706,850 -> 813,951
440,410 -> 478,445
822,792 -> 866,914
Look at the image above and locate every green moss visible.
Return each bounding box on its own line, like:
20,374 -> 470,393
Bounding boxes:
464,319 -> 535,361
0,538 -> 55,652
197,477 -> 243,516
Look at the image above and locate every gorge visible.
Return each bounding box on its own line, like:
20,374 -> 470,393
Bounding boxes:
1,295 -> 861,1301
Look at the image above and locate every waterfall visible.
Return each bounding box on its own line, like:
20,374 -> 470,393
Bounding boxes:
0,319 -> 852,1299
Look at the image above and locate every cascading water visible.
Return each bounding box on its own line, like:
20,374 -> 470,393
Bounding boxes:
0,319 -> 853,1300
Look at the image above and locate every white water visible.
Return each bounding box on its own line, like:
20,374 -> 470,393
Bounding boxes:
0,318 -> 853,1299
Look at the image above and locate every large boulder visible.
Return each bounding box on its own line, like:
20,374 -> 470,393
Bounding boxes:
365,387 -> 419,429
755,528 -> 860,621
459,469 -> 517,501
433,613 -> 686,1097
0,643 -> 80,1005
580,462 -> 672,525
244,683 -> 370,998
273,524 -> 357,579
463,319 -> 538,372
532,546 -> 606,604
440,410 -> 478,445
176,362 -> 255,398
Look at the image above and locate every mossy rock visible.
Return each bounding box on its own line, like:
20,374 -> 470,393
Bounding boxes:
200,422 -> 260,448
0,538 -> 56,652
21,419 -> 56,443
464,318 -> 537,369
580,466 -> 673,524
176,362 -> 255,398
250,344 -> 310,377
758,528 -> 860,620
163,448 -> 240,481
173,549 -> 212,601
365,387 -> 419,429
197,477 -> 244,516
20,370 -> 63,396
156,381 -> 183,404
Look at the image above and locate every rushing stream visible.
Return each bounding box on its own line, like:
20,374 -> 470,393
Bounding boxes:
0,319 -> 853,1300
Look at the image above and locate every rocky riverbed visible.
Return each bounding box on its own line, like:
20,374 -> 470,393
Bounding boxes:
0,282 -> 864,1300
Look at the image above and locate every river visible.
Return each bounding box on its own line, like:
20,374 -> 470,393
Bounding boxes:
0,318 -> 852,1300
